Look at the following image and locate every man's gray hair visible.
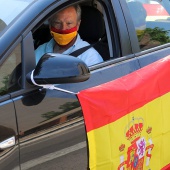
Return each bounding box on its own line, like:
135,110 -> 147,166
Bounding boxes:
74,4 -> 81,21
48,4 -> 81,26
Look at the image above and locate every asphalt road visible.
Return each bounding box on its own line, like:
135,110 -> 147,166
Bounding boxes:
19,122 -> 88,170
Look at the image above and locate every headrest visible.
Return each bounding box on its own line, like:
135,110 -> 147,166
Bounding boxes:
78,6 -> 105,43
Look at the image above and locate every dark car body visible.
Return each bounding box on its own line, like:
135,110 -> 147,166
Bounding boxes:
0,0 -> 170,169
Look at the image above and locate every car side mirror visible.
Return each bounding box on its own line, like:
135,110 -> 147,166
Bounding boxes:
26,53 -> 90,85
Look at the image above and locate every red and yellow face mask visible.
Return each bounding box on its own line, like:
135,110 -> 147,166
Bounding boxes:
50,26 -> 78,46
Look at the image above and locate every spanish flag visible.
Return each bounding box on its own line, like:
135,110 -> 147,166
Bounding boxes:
77,56 -> 170,170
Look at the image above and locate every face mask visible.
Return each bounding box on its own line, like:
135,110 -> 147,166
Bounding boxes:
50,26 -> 78,46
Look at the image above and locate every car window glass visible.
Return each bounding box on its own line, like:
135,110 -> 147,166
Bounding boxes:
126,0 -> 170,51
0,0 -> 35,34
0,44 -> 22,96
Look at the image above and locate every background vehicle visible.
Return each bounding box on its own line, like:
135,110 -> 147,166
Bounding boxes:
0,0 -> 170,169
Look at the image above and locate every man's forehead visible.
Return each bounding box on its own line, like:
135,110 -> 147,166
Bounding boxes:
52,11 -> 77,22
56,6 -> 76,17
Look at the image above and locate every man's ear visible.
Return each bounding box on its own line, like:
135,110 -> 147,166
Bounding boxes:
49,26 -> 54,37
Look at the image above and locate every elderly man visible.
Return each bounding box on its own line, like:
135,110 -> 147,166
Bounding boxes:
35,5 -> 103,66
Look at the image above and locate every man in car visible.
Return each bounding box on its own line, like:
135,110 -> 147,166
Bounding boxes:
35,5 -> 103,67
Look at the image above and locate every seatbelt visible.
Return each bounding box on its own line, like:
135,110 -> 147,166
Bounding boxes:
69,44 -> 93,57
69,37 -> 103,57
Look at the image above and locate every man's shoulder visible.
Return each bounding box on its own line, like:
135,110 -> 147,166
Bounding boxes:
36,39 -> 54,51
75,35 -> 99,54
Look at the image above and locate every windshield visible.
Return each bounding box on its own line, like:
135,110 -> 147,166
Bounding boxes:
0,0 -> 35,32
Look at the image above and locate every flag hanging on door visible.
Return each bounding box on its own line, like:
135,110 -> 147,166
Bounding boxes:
77,55 -> 170,170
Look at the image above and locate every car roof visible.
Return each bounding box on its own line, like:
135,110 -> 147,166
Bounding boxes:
0,0 -> 36,32
0,0 -> 55,57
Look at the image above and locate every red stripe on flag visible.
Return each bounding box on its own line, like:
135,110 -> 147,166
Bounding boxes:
77,56 -> 170,132
162,163 -> 170,170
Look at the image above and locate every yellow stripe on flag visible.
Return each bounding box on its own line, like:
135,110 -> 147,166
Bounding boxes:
88,92 -> 170,170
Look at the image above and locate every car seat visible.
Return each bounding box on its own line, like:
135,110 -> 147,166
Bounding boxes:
33,24 -> 51,49
79,6 -> 110,61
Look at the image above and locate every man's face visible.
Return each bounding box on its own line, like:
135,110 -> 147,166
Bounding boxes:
52,6 -> 80,30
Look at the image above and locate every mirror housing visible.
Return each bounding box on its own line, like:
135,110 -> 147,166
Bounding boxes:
27,53 -> 90,85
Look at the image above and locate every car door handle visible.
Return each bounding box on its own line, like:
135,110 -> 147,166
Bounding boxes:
0,136 -> 15,150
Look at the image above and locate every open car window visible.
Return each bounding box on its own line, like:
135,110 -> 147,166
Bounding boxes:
33,0 -> 112,67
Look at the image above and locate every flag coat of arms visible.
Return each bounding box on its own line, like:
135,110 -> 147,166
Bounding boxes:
77,56 -> 170,170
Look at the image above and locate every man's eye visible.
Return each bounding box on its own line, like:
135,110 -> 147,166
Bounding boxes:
53,22 -> 61,26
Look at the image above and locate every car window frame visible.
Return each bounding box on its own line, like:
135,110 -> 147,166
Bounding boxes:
30,0 -> 133,68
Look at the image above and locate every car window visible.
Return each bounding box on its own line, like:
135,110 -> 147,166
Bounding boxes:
126,0 -> 170,51
0,44 -> 22,96
0,0 -> 35,34
33,1 -> 111,66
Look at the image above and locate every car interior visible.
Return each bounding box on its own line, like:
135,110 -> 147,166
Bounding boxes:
33,0 -> 110,62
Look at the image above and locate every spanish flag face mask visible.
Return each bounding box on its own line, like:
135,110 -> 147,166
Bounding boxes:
50,26 -> 78,46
